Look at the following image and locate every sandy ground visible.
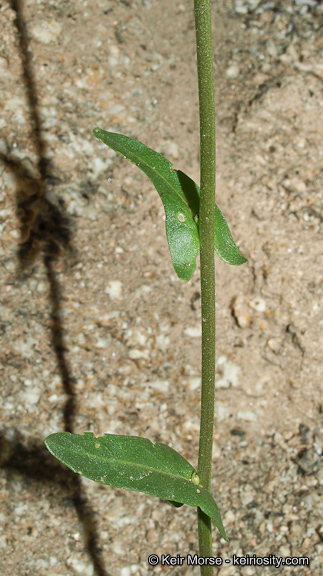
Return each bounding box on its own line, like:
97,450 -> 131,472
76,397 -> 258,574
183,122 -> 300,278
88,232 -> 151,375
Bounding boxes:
0,0 -> 322,575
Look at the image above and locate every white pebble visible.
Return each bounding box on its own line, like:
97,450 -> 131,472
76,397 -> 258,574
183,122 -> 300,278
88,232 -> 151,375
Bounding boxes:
155,334 -> 169,351
146,380 -> 169,393
184,325 -> 202,338
105,280 -> 123,300
226,64 -> 240,78
95,338 -> 109,348
215,378 -> 230,389
14,336 -> 38,358
237,410 -> 258,422
128,349 -> 149,360
35,559 -> 50,570
37,281 -> 47,293
135,284 -> 152,298
20,387 -> 40,405
187,377 -> 201,391
91,157 -> 112,179
266,40 -> 278,58
279,545 -> 291,557
66,556 -> 94,576
234,0 -> 248,13
30,21 -> 62,44
232,295 -> 251,328
166,141 -> 179,159
223,510 -> 236,525
249,297 -> 266,312
267,338 -> 281,354
108,44 -> 120,67
217,355 -> 227,366
283,177 -> 307,194
217,359 -> 241,388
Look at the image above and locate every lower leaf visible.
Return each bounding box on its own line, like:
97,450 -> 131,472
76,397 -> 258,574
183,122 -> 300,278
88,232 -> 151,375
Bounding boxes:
45,432 -> 227,540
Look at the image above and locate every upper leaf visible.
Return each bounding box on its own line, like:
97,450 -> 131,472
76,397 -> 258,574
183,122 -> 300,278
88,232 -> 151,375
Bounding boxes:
93,128 -> 200,281
93,128 -> 247,274
45,432 -> 227,540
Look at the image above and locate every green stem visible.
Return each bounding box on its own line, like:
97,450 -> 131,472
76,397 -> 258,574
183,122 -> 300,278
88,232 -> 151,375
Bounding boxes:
194,0 -> 216,573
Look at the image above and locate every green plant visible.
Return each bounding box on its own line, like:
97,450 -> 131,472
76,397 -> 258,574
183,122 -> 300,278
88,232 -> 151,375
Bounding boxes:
45,0 -> 247,572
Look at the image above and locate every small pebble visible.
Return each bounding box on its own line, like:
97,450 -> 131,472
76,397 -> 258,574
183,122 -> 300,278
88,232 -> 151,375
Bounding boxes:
145,380 -> 169,393
66,556 -> 94,576
226,64 -> 240,78
30,21 -> 62,44
186,377 -> 201,391
160,140 -> 179,160
249,297 -> 266,312
184,325 -> 202,338
237,410 -> 259,422
240,485 -> 256,506
282,177 -> 307,194
232,295 -> 252,328
265,40 -> 278,58
20,387 -> 40,405
223,360 -> 241,387
105,280 -> 123,300
267,338 -> 282,354
146,528 -> 158,543
37,281 -> 47,293
129,349 -> 149,359
91,157 -> 113,179
223,510 -> 236,525
215,378 -> 230,389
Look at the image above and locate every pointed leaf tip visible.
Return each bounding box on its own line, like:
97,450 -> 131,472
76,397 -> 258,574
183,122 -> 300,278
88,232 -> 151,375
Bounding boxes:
214,204 -> 247,266
93,128 -> 199,281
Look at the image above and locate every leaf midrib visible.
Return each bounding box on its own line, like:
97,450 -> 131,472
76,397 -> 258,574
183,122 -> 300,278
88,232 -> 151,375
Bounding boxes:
66,446 -> 193,481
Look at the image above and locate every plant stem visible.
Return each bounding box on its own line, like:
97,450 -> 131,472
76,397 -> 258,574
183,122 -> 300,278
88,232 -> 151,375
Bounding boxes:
194,0 -> 216,572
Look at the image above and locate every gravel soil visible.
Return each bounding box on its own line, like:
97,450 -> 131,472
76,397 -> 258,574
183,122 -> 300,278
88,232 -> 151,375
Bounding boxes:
0,0 -> 322,575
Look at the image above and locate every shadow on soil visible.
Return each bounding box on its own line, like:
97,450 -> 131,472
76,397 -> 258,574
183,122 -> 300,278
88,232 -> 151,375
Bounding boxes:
0,2 -> 110,575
